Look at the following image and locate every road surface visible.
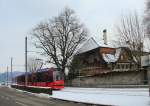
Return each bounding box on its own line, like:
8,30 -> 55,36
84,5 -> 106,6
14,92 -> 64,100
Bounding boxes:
0,86 -> 95,106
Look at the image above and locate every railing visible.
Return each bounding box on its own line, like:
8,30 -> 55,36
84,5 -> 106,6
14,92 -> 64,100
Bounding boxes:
80,67 -> 111,76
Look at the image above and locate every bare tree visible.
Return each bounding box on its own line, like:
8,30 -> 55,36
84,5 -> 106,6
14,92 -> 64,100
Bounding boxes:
115,12 -> 145,65
144,0 -> 150,49
31,7 -> 88,75
68,55 -> 85,80
27,57 -> 43,73
144,0 -> 150,38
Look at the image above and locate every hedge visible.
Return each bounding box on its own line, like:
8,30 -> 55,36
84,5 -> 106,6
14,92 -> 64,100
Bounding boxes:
11,85 -> 52,95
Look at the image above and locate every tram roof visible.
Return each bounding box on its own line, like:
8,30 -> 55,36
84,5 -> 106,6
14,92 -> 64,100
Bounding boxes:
15,67 -> 56,78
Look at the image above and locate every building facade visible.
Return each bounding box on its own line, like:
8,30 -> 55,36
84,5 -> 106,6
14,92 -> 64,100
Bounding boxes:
72,37 -> 146,77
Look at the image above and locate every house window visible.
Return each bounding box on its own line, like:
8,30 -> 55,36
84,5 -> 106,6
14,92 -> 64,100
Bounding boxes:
118,64 -> 120,69
116,65 -> 117,69
131,64 -> 135,69
122,64 -> 124,69
126,64 -> 128,69
121,55 -> 123,60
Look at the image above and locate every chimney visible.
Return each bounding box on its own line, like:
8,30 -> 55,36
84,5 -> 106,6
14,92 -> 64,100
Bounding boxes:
103,29 -> 107,45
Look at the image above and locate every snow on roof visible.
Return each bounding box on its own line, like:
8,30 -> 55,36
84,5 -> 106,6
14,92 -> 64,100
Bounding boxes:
103,54 -> 117,63
102,48 -> 121,63
98,41 -> 114,48
133,56 -> 138,63
77,37 -> 99,54
77,37 -> 113,54
36,68 -> 50,72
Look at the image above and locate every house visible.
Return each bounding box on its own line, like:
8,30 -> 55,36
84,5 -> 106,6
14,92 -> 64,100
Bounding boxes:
74,37 -> 141,76
67,37 -> 148,87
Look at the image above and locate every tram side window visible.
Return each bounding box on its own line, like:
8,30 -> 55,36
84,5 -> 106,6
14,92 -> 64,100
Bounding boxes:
36,72 -> 53,82
48,77 -> 53,82
41,72 -> 48,82
21,75 -> 25,82
47,72 -> 53,82
55,71 -> 62,80
56,75 -> 60,80
17,77 -> 19,83
36,72 -> 41,82
41,72 -> 45,82
28,74 -> 32,82
44,72 -> 49,82
33,75 -> 36,82
33,74 -> 37,82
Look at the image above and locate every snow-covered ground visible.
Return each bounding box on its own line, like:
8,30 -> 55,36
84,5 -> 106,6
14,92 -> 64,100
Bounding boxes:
9,86 -> 150,106
52,87 -> 150,106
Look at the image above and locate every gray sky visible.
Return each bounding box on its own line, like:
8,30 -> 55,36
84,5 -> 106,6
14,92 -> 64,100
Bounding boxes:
0,0 -> 145,72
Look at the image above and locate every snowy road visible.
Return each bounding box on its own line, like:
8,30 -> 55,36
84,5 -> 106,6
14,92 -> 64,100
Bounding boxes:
0,86 -> 90,106
52,87 -> 150,106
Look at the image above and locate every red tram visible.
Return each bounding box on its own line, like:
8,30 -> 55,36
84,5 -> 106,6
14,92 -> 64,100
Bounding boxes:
14,67 -> 64,89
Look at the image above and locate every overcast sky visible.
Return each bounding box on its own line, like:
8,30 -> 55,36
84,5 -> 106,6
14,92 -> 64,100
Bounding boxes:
0,0 -> 145,73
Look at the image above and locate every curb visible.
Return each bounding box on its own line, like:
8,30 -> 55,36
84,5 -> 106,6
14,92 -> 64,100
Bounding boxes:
51,97 -> 113,106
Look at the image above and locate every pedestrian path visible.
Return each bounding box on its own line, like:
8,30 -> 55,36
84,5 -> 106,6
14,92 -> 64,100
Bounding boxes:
52,87 -> 150,106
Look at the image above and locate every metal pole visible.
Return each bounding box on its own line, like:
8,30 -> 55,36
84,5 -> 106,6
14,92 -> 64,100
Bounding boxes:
11,57 -> 13,85
7,66 -> 8,86
79,69 -> 80,87
0,67 -> 2,83
25,36 -> 28,86
147,67 -> 150,96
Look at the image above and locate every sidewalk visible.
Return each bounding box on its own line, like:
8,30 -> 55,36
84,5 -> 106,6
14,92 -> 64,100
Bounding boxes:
52,87 -> 150,106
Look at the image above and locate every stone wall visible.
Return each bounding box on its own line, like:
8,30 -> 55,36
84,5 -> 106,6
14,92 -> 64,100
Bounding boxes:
65,70 -> 148,87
